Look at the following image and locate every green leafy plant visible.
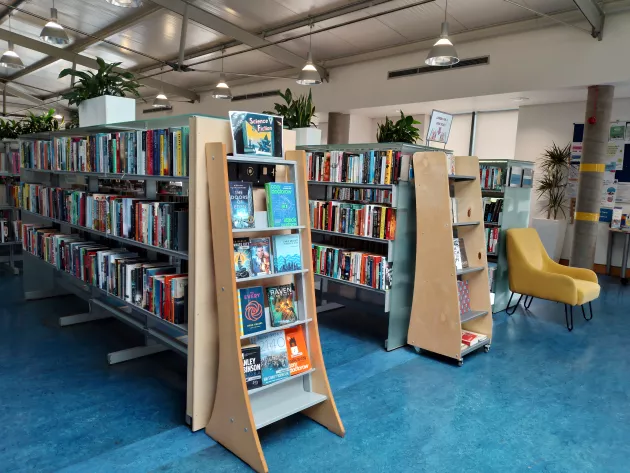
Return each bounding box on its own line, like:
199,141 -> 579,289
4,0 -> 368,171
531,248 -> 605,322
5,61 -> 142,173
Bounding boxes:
65,109 -> 79,129
263,88 -> 316,129
58,57 -> 142,106
0,118 -> 22,139
376,112 -> 422,143
19,109 -> 62,135
536,142 -> 571,220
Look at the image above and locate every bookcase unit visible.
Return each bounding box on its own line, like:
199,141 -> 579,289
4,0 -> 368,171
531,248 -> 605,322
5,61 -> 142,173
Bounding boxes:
0,139 -> 22,274
205,145 -> 344,473
479,159 -> 533,312
16,114 -> 232,432
408,153 -> 492,366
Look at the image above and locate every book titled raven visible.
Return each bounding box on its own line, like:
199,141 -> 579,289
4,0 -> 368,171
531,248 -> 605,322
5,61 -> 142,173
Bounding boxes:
265,182 -> 298,227
233,238 -> 251,279
285,325 -> 311,376
272,233 -> 301,273
266,283 -> 298,327
253,330 -> 290,385
238,286 -> 266,336
241,344 -> 262,390
229,181 -> 254,229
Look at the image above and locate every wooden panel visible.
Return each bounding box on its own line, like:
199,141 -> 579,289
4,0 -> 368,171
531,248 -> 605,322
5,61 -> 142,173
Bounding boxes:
454,156 -> 492,338
204,143 -> 267,473
187,117 -> 232,432
407,152 -> 462,360
286,150 -> 345,437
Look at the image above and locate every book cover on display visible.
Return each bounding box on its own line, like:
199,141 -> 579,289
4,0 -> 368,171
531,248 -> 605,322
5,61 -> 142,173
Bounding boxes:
250,237 -> 273,276
238,286 -> 266,336
229,181 -> 254,229
233,237 -> 252,279
265,182 -> 298,227
229,111 -> 283,158
254,331 -> 290,385
272,233 -> 301,272
266,283 -> 298,327
242,344 -> 262,390
284,325 -> 311,376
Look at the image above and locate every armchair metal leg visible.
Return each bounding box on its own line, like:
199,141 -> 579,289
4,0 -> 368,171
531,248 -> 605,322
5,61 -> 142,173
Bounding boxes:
564,304 -> 574,331
583,302 -> 593,321
524,295 -> 534,310
505,293 -> 523,315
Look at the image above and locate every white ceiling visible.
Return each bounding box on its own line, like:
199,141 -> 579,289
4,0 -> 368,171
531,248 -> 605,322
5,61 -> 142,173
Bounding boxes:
0,0 -> 619,117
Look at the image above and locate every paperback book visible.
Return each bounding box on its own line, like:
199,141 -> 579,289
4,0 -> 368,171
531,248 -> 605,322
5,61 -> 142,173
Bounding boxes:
453,238 -> 463,270
229,181 -> 255,229
285,325 -> 311,376
242,344 -> 262,390
266,283 -> 298,327
254,330 -> 290,385
233,238 -> 252,279
272,233 -> 301,273
457,280 -> 471,315
250,237 -> 273,276
265,182 -> 298,227
229,111 -> 283,158
238,286 -> 266,336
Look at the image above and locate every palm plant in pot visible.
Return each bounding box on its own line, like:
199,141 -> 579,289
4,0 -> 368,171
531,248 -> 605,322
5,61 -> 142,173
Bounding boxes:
531,142 -> 571,261
376,111 -> 422,143
58,57 -> 142,127
264,88 -> 319,145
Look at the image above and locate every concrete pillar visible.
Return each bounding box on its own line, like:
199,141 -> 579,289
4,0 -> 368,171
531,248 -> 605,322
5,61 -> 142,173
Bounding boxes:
327,112 -> 350,144
570,85 -> 614,269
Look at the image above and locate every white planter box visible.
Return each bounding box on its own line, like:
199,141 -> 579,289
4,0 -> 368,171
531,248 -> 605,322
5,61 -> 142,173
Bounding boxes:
78,95 -> 136,128
531,218 -> 568,261
295,127 -> 321,146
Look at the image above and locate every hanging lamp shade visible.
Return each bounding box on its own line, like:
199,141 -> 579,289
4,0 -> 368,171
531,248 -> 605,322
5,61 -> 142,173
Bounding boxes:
153,92 -> 170,108
40,8 -> 69,45
425,22 -> 459,66
211,73 -> 232,100
296,51 -> 322,85
0,42 -> 24,70
106,0 -> 143,7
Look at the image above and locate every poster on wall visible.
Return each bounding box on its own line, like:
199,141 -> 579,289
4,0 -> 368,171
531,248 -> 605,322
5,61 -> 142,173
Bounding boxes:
229,111 -> 284,158
610,123 -> 626,141
615,182 -> 630,203
425,109 -> 453,144
571,142 -> 583,163
607,142 -> 625,170
599,175 -> 618,222
567,163 -> 579,199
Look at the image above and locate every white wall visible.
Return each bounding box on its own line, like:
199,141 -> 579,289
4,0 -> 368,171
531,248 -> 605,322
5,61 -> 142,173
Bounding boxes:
447,114 -> 473,156
474,110 -> 519,159
515,98 -> 630,266
348,115 -> 375,144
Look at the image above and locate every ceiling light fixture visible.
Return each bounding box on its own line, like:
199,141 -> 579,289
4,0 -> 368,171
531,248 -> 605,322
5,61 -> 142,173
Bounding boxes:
211,51 -> 232,100
40,2 -> 69,45
53,112 -> 63,120
153,70 -> 171,108
105,0 -> 143,7
1,17 -> 24,70
297,24 -> 322,85
425,0 -> 459,67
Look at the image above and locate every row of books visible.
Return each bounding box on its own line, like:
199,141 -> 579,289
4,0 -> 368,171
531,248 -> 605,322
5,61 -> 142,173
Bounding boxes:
330,187 -> 392,205
483,198 -> 503,223
242,324 -> 310,390
488,263 -> 497,291
230,181 -> 298,229
485,227 -> 499,254
453,237 -> 469,270
0,216 -> 19,242
309,200 -> 397,241
21,224 -> 188,324
233,234 -> 301,279
480,165 -> 504,190
312,243 -> 392,291
507,166 -> 534,188
1,150 -> 19,174
15,183 -> 188,252
238,283 -> 299,336
20,127 -> 190,176
306,150 -> 409,185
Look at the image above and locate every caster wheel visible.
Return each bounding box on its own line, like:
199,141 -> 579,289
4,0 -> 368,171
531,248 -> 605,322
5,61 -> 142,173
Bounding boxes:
484,345 -> 491,353
413,346 -> 421,354
622,278 -> 628,286
458,359 -> 464,367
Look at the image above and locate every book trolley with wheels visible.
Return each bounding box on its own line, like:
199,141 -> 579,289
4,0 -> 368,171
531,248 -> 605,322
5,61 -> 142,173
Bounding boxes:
205,144 -> 344,473
408,153 -> 492,366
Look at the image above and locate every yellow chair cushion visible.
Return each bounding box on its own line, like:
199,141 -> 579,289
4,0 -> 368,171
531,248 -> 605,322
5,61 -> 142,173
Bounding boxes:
574,279 -> 600,305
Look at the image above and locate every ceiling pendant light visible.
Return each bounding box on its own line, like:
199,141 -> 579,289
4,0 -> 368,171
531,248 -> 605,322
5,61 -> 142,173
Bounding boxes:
211,52 -> 232,100
1,18 -> 24,70
53,112 -> 63,120
105,0 -> 143,7
153,71 -> 171,107
425,0 -> 459,67
297,24 -> 322,86
40,2 -> 69,45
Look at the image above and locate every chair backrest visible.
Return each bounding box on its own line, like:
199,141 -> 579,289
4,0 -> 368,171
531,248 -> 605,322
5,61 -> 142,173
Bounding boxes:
506,228 -> 548,271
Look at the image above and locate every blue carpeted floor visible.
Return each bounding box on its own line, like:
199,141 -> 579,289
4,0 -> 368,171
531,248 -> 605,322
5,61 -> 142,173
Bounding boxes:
0,271 -> 628,472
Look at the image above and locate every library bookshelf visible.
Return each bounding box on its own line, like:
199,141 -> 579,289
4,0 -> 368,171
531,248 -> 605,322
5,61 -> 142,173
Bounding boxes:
0,139 -> 22,274
16,114 -> 232,432
298,142 -> 444,351
408,153 -> 492,366
205,145 -> 344,473
478,159 -> 533,312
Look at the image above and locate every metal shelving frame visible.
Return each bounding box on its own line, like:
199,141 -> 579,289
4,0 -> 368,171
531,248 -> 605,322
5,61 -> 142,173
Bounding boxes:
0,140 -> 22,275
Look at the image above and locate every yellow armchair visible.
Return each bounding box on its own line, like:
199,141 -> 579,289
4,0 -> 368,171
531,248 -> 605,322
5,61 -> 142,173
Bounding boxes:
506,228 -> 600,331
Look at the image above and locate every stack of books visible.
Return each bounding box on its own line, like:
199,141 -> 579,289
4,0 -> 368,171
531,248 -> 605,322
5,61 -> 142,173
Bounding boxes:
483,198 -> 503,224
309,200 -> 396,240
485,227 -> 499,254
461,330 -> 488,351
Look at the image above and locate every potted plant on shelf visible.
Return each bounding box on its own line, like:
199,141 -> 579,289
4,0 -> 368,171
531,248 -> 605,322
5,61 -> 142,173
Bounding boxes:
264,88 -> 320,146
0,118 -> 22,139
19,109 -> 62,135
531,142 -> 571,261
58,57 -> 141,127
376,111 -> 422,143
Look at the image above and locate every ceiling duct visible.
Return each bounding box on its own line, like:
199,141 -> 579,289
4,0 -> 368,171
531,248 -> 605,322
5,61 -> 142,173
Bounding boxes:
388,56 -> 489,79
230,90 -> 281,102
